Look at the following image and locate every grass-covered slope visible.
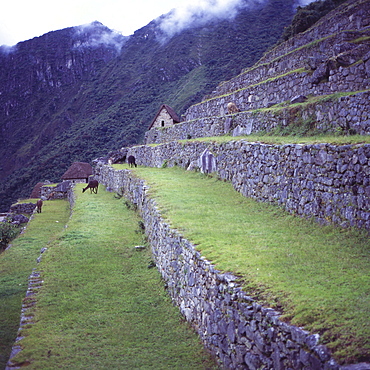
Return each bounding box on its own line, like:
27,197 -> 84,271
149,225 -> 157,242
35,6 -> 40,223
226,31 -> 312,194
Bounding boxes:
2,164 -> 369,367
0,199 -> 70,369
123,165 -> 369,365
3,185 -> 217,369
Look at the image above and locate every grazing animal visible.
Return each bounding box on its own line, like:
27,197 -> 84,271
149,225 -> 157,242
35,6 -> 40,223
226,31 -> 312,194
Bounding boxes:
227,102 -> 240,114
36,199 -> 43,213
128,155 -> 137,168
82,180 -> 99,194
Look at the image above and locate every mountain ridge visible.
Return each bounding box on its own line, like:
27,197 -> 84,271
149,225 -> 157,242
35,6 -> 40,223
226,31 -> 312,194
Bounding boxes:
0,0 -> 319,211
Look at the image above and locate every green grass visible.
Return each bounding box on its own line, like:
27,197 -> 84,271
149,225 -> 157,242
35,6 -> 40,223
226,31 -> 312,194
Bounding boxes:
9,184 -> 217,369
3,166 -> 369,366
0,199 -> 70,369
183,134 -> 370,145
129,166 -> 370,365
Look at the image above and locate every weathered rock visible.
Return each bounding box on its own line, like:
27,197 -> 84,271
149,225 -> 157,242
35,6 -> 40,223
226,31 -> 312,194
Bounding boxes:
9,203 -> 36,214
310,61 -> 330,84
290,95 -> 307,104
10,214 -> 29,224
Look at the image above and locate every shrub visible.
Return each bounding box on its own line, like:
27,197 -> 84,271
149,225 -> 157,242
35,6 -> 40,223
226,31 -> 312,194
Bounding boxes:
0,222 -> 20,251
280,0 -> 347,42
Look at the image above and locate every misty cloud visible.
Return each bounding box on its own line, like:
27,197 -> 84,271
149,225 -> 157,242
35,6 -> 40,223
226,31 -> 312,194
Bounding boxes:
295,0 -> 316,5
73,22 -> 127,51
156,0 -> 317,41
156,0 -> 266,40
0,45 -> 17,55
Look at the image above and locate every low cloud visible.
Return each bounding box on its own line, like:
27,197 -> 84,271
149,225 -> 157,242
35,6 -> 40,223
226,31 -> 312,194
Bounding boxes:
73,22 -> 127,52
156,0 -> 266,40
295,0 -> 316,5
0,45 -> 17,55
156,0 -> 317,42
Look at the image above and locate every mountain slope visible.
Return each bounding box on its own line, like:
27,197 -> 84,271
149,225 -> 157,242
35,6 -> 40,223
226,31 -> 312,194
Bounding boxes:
0,0 -> 296,211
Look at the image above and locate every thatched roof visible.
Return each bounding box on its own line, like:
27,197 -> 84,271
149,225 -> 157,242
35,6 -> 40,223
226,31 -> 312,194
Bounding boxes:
61,162 -> 93,180
148,104 -> 181,130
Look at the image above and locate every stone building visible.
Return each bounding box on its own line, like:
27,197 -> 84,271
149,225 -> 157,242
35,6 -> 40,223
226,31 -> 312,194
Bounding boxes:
148,104 -> 181,130
61,162 -> 93,183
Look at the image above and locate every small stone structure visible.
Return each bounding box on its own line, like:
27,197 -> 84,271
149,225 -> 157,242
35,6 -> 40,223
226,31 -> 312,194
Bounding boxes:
9,203 -> 37,215
40,181 -> 71,200
148,104 -> 181,130
61,162 -> 93,183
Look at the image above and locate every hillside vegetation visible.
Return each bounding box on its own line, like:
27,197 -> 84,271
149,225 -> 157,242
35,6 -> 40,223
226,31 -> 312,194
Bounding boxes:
280,0 -> 347,41
0,0 -> 296,212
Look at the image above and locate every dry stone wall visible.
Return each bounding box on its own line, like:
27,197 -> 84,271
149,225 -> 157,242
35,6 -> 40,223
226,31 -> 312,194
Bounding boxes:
122,140 -> 370,231
256,0 -> 370,66
9,202 -> 37,215
200,0 -> 370,102
145,0 -> 370,143
184,63 -> 370,122
145,90 -> 370,144
95,164 -> 342,370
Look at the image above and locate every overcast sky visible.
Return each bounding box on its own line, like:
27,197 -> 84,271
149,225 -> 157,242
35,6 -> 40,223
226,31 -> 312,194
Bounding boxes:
0,0 -> 316,47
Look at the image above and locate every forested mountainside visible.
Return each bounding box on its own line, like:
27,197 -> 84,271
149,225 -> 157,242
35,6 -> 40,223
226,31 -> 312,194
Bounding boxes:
0,0 -> 339,212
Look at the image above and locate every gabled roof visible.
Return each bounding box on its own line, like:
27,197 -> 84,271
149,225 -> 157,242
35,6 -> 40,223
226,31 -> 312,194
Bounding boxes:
148,104 -> 181,130
61,162 -> 93,180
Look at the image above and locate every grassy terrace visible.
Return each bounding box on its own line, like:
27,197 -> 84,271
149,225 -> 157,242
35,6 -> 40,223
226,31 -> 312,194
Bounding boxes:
2,154 -> 369,366
114,164 -> 368,365
184,133 -> 370,145
0,199 -> 70,368
1,186 -> 217,369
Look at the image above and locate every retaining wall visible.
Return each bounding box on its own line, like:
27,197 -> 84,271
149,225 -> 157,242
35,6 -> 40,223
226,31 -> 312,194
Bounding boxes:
189,0 -> 370,115
9,202 -> 37,215
255,0 -> 370,67
95,164 -> 342,369
184,63 -> 370,122
119,140 -> 370,231
145,91 -> 370,144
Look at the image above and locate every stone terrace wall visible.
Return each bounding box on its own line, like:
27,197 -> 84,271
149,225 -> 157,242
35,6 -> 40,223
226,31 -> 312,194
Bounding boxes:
145,90 -> 370,144
202,0 -> 370,102
95,165 -> 342,369
185,63 -> 370,121
145,0 -> 370,144
9,202 -> 37,214
124,140 -> 370,231
179,0 -> 370,132
205,30 -> 370,103
256,0 -> 370,66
